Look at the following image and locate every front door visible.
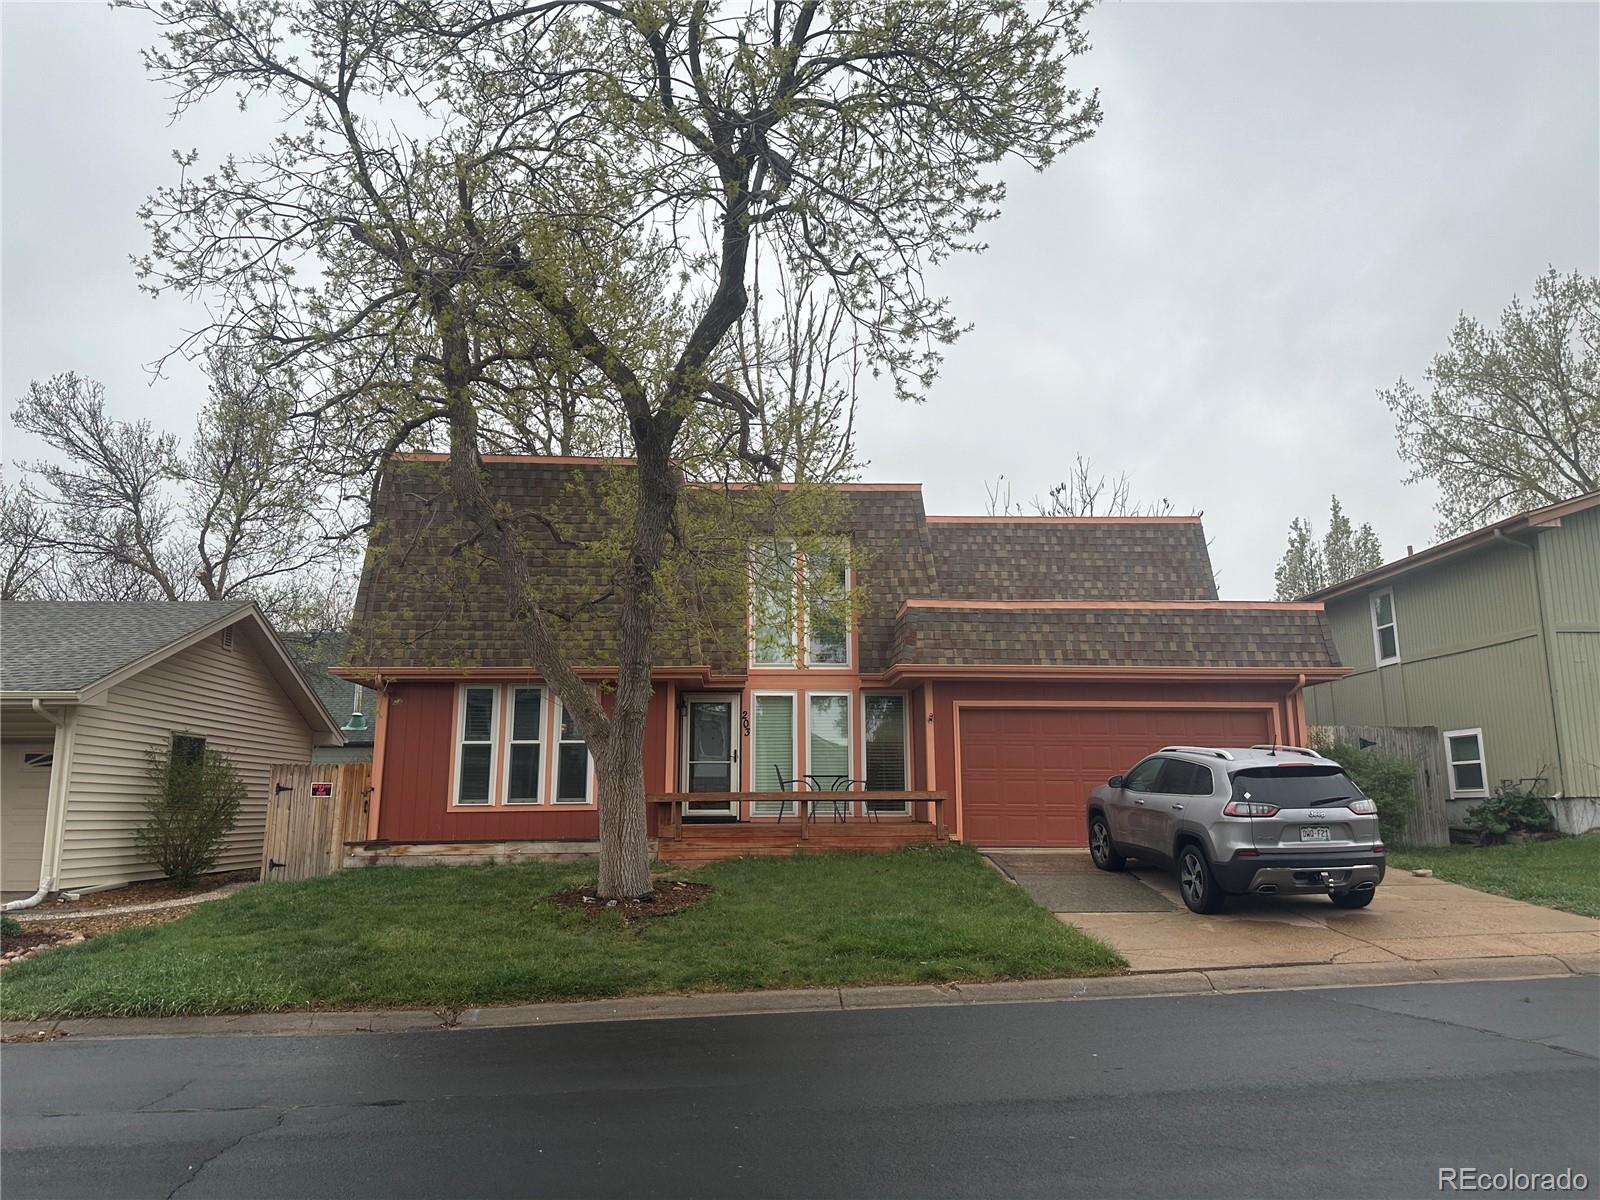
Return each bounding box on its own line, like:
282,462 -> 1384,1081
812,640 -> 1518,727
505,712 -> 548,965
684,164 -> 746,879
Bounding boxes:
682,695 -> 738,820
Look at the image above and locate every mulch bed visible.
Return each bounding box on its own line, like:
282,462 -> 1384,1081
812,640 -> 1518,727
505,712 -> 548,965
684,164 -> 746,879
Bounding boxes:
1,927 -> 81,969
548,880 -> 712,922
31,870 -> 256,914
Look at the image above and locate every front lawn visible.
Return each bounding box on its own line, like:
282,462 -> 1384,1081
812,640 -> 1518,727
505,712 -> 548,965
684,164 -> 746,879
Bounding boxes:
0,845 -> 1123,1019
1394,834 -> 1600,918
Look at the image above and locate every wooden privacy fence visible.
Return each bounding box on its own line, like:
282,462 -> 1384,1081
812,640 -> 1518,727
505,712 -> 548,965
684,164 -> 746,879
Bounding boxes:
1310,724 -> 1450,848
261,762 -> 371,882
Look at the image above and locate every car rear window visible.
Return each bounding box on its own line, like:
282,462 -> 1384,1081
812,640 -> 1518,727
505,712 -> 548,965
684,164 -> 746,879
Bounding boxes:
1231,766 -> 1364,808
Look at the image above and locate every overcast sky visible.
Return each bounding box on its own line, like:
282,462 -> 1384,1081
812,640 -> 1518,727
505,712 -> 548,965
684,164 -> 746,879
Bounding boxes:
3,1 -> 1597,598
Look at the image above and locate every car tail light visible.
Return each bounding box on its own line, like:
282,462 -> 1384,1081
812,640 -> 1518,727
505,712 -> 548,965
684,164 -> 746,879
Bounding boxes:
1348,798 -> 1377,814
1372,843 -> 1385,855
1223,800 -> 1280,817
1235,849 -> 1259,858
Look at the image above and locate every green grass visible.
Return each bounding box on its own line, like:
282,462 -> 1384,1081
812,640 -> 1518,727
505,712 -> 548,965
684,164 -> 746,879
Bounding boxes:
0,845 -> 1123,1019
1394,834 -> 1600,918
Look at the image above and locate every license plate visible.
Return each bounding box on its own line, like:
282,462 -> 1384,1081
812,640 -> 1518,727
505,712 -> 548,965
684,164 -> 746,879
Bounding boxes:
1299,826 -> 1333,842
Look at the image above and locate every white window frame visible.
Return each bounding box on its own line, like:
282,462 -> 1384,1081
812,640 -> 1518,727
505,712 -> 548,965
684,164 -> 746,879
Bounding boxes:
451,684 -> 501,807
1443,727 -> 1489,799
749,540 -> 800,667
860,691 -> 910,814
750,689 -> 800,817
805,691 -> 855,820
803,540 -> 853,670
1371,588 -> 1400,666
550,697 -> 596,805
503,685 -> 546,805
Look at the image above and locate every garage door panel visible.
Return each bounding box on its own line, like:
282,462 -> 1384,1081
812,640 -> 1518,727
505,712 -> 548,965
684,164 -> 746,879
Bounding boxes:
958,707 -> 1272,847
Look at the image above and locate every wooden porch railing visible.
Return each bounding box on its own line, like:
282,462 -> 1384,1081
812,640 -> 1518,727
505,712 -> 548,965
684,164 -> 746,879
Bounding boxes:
648,792 -> 947,843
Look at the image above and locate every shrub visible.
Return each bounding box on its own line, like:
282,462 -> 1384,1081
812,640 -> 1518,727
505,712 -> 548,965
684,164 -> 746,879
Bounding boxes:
1309,734 -> 1417,845
1464,783 -> 1554,836
1,915 -> 22,938
134,741 -> 245,887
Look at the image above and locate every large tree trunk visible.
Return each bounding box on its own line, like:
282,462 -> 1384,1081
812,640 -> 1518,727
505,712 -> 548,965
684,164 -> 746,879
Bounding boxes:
597,426 -> 678,898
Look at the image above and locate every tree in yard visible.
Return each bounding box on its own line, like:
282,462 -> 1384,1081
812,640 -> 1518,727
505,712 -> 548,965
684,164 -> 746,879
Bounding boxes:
1272,495 -> 1384,600
128,0 -> 1099,899
1381,268 -> 1599,536
0,478 -> 57,601
985,456 -> 1175,517
9,365 -> 353,626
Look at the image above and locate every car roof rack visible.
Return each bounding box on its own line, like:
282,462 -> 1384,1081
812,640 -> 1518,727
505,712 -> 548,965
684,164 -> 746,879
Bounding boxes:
1250,744 -> 1318,756
1158,746 -> 1234,760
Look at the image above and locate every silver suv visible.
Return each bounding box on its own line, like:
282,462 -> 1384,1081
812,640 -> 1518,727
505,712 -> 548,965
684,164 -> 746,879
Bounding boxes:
1086,745 -> 1386,914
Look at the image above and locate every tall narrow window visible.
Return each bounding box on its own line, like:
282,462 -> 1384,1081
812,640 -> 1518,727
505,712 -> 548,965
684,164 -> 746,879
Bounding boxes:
553,701 -> 593,804
505,687 -> 543,804
455,686 -> 498,805
808,693 -> 852,788
751,694 -> 797,815
863,694 -> 908,814
1372,590 -> 1399,664
751,540 -> 797,666
805,540 -> 849,665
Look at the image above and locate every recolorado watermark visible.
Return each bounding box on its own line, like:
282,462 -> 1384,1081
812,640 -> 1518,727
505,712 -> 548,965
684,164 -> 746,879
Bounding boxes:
1440,1168 -> 1590,1192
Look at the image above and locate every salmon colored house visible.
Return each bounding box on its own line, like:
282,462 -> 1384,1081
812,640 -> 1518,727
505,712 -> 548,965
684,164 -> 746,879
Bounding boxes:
338,457 -> 1347,861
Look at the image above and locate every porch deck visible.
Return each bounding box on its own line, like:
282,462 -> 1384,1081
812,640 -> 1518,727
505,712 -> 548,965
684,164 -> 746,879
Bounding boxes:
650,792 -> 948,865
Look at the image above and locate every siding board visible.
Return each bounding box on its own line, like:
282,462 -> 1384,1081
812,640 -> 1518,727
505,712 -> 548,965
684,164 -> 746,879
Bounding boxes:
58,628 -> 316,890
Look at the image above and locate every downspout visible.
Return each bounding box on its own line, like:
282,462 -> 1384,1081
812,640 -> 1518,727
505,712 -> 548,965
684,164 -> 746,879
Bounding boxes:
1287,672 -> 1308,745
1494,529 -> 1568,796
2,701 -> 64,911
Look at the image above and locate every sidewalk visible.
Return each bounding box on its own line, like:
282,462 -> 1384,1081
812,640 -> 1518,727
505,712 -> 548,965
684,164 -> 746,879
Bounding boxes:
6,952 -> 1594,1043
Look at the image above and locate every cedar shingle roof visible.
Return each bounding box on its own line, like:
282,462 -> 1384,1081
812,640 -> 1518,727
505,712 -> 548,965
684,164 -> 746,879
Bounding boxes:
926,519 -> 1217,601
891,604 -> 1339,669
347,458 -> 1338,676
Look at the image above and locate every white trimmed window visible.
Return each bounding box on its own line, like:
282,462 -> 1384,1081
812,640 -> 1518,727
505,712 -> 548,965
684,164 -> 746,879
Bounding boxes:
749,539 -> 851,668
552,700 -> 594,804
454,686 -> 499,805
751,540 -> 797,666
504,687 -> 544,804
751,693 -> 798,815
1445,728 -> 1488,798
807,693 -> 852,788
1371,589 -> 1400,664
863,693 -> 909,813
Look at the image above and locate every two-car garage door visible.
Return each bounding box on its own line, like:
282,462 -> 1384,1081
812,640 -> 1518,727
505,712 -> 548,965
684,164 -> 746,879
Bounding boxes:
958,707 -> 1273,847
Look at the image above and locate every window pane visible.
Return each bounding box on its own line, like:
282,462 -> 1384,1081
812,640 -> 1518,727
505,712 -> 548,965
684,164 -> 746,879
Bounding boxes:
560,704 -> 581,741
1453,762 -> 1485,792
556,743 -> 589,803
171,734 -> 206,768
1374,593 -> 1393,625
511,689 -> 542,742
806,542 -> 849,665
1378,626 -> 1398,660
1448,734 -> 1480,764
463,688 -> 495,741
691,762 -> 731,791
1124,758 -> 1162,792
752,695 -> 795,793
457,744 -> 492,804
808,694 -> 851,785
864,695 -> 907,791
751,541 -> 796,665
507,744 -> 541,803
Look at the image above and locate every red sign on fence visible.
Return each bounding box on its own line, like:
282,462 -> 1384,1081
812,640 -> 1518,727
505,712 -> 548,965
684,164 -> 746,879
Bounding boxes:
310,782 -> 333,798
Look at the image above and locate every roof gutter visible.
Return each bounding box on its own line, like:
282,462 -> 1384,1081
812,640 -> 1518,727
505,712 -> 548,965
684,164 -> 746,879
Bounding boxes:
1,702 -> 64,911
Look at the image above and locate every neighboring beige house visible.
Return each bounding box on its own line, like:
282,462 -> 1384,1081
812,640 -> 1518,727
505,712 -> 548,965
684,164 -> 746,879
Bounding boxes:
1304,492 -> 1600,833
1,600 -> 344,895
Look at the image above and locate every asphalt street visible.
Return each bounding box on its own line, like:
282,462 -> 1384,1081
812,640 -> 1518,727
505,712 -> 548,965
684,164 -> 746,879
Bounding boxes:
3,977 -> 1596,1199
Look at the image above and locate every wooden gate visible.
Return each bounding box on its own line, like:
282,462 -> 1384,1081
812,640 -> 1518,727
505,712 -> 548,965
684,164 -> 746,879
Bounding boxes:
1311,724 -> 1450,848
261,762 -> 372,881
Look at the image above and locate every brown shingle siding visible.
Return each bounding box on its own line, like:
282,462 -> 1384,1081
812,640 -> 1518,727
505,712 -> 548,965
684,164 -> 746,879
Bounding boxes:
926,520 -> 1217,602
893,604 -> 1339,669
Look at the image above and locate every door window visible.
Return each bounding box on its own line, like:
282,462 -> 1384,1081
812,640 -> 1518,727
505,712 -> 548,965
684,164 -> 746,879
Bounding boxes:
1156,760 -> 1215,796
687,701 -> 734,792
1122,757 -> 1164,792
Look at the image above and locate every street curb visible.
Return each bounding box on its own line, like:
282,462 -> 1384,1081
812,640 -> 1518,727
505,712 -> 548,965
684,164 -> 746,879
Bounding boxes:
4,955 -> 1591,1043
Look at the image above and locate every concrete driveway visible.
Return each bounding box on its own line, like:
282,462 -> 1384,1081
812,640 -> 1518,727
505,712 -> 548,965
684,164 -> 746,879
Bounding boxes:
986,850 -> 1600,973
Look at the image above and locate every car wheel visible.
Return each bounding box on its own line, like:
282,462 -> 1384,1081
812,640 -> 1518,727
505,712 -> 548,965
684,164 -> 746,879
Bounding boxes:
1177,844 -> 1225,914
1330,889 -> 1376,909
1088,816 -> 1126,872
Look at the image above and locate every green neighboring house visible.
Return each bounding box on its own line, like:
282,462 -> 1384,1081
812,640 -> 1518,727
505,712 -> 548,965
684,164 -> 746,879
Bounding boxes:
1304,492 -> 1600,834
